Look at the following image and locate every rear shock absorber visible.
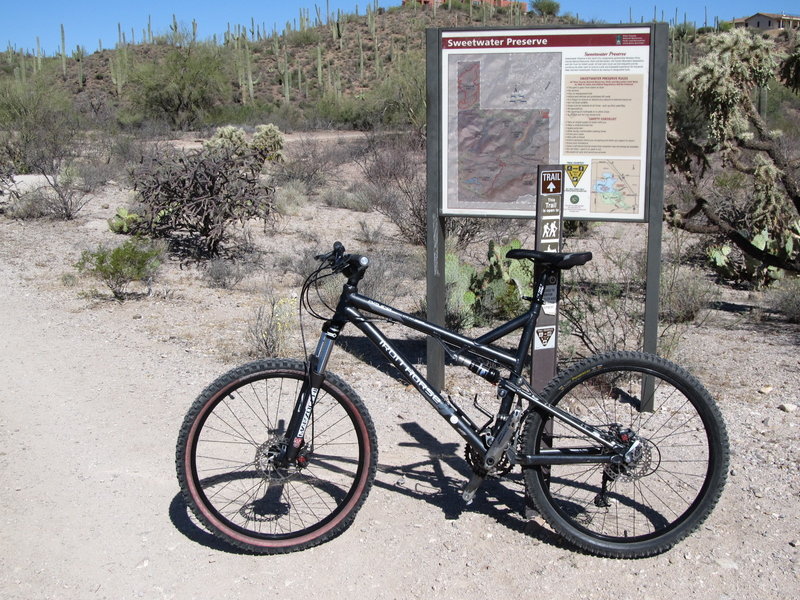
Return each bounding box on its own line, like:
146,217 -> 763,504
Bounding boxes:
452,353 -> 501,385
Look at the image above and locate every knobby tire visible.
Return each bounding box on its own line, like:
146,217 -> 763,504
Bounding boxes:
522,351 -> 729,558
176,359 -> 378,554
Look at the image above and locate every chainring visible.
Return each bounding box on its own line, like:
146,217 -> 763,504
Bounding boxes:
465,443 -> 513,477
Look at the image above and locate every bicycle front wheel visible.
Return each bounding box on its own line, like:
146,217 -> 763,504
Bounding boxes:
522,351 -> 728,558
176,358 -> 378,554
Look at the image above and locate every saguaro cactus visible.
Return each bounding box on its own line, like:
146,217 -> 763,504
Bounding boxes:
60,24 -> 67,78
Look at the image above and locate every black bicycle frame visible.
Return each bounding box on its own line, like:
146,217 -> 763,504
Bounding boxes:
289,266 -> 621,468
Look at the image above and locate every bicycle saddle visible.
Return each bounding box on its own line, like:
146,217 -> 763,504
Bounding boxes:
506,249 -> 592,269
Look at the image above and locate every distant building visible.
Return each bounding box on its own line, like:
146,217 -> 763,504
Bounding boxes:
402,0 -> 527,9
733,13 -> 800,31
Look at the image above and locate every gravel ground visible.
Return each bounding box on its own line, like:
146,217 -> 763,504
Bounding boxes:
1,172 -> 799,599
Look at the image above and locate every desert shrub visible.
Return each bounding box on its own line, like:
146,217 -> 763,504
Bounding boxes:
203,257 -> 253,289
354,133 -> 480,250
769,277 -> 800,322
559,245 -> 647,358
321,186 -> 372,212
443,253 -> 478,331
369,50 -> 426,135
355,220 -> 386,246
658,229 -> 717,325
0,78 -> 98,219
559,233 -> 711,359
130,125 -> 284,256
247,295 -> 296,357
313,91 -> 373,130
659,270 -> 716,324
3,188 -> 53,219
356,252 -> 406,306
274,180 -> 308,216
75,239 -> 163,300
277,135 -> 339,193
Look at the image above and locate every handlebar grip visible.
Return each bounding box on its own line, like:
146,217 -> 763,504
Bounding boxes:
315,241 -> 346,263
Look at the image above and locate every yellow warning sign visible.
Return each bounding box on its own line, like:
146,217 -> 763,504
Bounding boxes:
566,164 -> 588,187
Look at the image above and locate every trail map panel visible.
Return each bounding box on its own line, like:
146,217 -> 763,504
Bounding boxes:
440,28 -> 654,221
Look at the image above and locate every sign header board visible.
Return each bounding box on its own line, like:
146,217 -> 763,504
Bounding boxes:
438,25 -> 662,221
540,169 -> 563,195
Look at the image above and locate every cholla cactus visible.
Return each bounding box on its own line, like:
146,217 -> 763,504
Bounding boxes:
680,29 -> 776,143
204,124 -> 284,163
204,125 -> 248,153
252,124 -> 285,162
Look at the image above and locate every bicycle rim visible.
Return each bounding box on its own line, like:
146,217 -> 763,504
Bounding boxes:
179,360 -> 376,553
523,352 -> 728,557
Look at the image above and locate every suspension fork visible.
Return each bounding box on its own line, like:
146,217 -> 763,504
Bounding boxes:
281,324 -> 339,463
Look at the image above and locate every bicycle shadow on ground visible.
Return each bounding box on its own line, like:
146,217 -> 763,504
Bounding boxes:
168,421 -> 566,554
370,421 -> 566,549
169,493 -> 257,555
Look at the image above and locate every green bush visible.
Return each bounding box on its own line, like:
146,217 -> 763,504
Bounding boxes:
75,239 -> 163,300
128,45 -> 230,129
470,240 -> 533,322
439,240 -> 533,330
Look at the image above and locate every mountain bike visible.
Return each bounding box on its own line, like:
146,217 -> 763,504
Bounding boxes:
176,242 -> 729,558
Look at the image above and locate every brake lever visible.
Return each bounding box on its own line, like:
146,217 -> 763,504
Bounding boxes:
315,241 -> 346,265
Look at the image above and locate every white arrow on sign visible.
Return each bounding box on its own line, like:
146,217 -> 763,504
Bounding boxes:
546,182 -> 556,192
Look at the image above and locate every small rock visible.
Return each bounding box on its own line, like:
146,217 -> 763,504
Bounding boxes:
758,386 -> 773,395
790,540 -> 799,547
715,558 -> 739,570
778,403 -> 797,413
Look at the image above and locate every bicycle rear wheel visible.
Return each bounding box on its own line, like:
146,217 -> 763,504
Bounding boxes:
522,351 -> 728,558
176,358 -> 377,554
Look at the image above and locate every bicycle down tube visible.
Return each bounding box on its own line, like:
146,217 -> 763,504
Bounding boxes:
311,287 -> 620,463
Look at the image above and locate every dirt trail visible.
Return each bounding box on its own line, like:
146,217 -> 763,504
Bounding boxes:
1,194 -> 799,599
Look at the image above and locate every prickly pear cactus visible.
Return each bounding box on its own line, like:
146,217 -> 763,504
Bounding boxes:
445,253 -> 477,329
470,240 -> 532,320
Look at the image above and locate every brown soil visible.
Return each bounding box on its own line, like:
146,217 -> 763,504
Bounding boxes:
1,135 -> 799,599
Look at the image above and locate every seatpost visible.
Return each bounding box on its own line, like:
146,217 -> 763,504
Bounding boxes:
533,265 -> 556,305
512,265 -> 554,375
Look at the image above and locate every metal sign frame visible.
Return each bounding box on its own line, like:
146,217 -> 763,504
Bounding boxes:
426,24 -> 669,391
438,25 -> 662,222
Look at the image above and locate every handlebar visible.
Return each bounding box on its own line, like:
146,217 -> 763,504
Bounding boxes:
315,241 -> 369,284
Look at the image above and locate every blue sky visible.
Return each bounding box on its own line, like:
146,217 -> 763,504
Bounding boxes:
1,1 -> 781,56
